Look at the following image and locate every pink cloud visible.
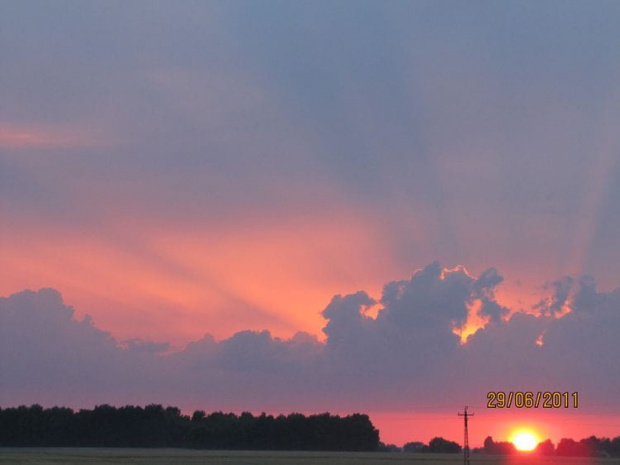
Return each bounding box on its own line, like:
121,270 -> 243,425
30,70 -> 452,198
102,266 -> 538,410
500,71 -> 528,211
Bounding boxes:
0,123 -> 98,149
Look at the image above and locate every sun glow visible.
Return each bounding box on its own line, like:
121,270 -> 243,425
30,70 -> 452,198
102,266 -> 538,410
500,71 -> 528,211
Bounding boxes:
510,430 -> 539,451
452,298 -> 490,344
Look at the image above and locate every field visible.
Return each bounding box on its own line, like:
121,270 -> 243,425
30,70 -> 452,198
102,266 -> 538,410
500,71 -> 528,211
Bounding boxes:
1,449 -> 619,465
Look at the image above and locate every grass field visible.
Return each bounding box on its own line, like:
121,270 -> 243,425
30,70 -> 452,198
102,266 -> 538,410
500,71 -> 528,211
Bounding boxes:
1,449 -> 619,465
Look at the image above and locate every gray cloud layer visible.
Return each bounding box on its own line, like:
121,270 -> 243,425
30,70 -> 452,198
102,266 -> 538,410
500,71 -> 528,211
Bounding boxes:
2,263 -> 618,415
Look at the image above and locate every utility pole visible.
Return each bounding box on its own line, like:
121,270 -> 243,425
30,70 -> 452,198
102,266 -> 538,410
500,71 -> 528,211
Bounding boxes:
458,406 -> 474,465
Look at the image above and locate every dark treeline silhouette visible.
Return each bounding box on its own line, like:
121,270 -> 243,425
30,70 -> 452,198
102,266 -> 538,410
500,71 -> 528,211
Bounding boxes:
480,435 -> 620,458
0,404 -> 379,451
401,437 -> 461,453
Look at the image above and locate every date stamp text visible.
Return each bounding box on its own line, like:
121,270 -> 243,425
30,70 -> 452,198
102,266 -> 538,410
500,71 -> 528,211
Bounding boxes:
487,391 -> 579,409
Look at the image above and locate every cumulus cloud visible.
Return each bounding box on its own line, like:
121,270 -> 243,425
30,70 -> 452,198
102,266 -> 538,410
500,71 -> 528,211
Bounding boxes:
1,263 -> 618,415
0,289 -> 119,402
542,277 -> 620,392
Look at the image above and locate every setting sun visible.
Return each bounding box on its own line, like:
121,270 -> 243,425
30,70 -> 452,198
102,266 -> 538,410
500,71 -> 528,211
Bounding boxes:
511,430 -> 540,451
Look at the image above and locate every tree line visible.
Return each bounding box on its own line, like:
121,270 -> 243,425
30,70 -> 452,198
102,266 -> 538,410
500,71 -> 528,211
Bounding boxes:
480,436 -> 620,457
0,404 -> 379,451
395,435 -> 620,457
3,404 -> 617,456
399,437 -> 461,453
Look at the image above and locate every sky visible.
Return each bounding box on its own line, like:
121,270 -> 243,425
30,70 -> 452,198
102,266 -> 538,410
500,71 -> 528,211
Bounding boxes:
1,0 -> 620,447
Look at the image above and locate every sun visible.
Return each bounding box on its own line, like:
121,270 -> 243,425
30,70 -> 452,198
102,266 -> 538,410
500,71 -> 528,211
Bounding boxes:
510,430 -> 539,451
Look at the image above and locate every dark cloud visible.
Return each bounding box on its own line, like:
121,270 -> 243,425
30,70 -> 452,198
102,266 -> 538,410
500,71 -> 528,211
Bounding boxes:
534,276 -> 574,317
0,289 -> 118,401
120,338 -> 170,355
542,276 -> 620,391
2,263 -> 617,415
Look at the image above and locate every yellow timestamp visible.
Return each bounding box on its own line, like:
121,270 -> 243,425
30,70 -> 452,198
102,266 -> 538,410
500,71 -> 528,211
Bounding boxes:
487,391 -> 579,409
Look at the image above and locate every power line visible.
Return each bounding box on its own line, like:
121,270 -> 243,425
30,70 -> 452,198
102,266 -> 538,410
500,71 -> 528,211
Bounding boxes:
458,406 -> 474,465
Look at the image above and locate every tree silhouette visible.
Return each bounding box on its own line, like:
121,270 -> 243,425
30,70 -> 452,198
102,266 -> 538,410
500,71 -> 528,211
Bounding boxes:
483,436 -> 516,455
428,436 -> 461,453
535,438 -> 555,455
0,404 -> 380,451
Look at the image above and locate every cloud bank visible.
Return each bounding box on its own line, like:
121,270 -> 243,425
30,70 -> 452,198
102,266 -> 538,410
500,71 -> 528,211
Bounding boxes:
1,262 -> 618,417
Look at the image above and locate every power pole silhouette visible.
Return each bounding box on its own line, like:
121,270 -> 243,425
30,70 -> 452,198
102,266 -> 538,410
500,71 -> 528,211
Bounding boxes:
458,406 -> 474,465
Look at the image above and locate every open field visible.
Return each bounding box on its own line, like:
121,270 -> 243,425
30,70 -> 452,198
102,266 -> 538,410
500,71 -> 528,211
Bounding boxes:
1,449 -> 619,465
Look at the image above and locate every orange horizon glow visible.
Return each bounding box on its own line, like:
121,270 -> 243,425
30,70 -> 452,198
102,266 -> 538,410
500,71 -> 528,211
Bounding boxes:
369,410 -> 619,449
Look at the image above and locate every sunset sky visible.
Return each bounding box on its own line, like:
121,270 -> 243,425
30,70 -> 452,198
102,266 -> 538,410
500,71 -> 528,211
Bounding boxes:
1,0 -> 620,447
